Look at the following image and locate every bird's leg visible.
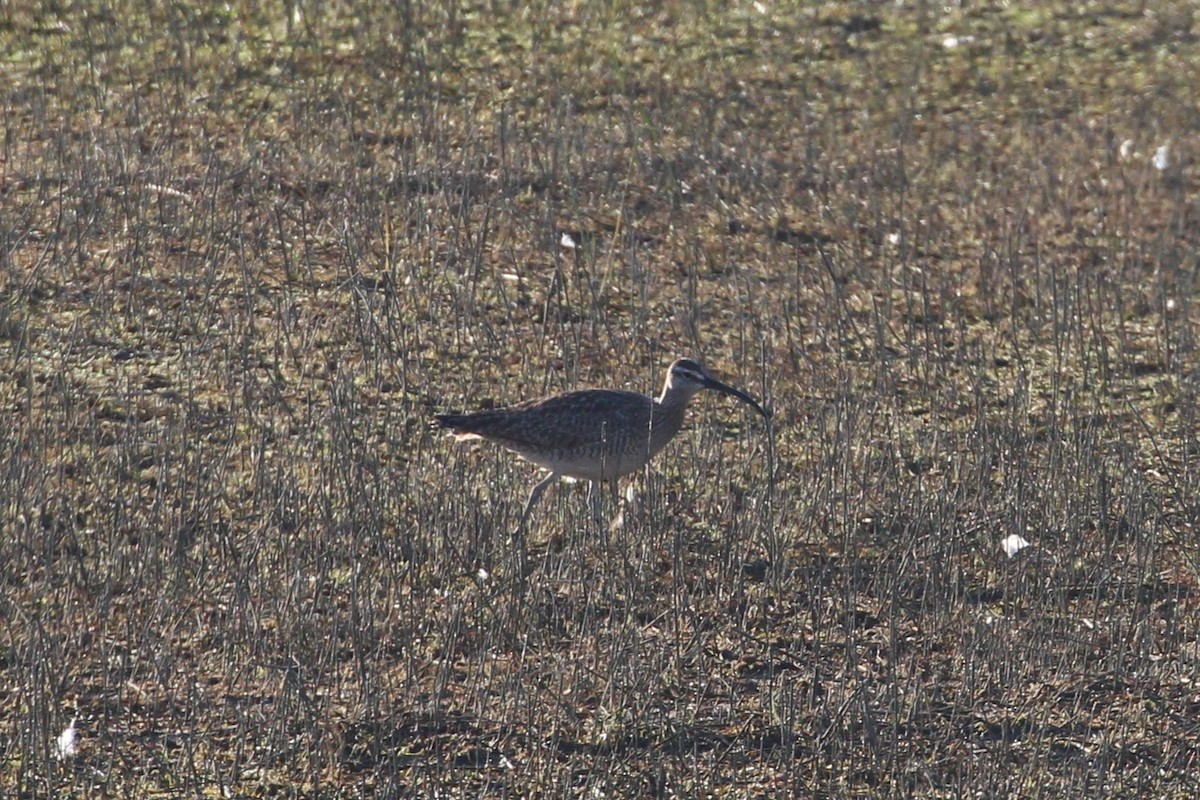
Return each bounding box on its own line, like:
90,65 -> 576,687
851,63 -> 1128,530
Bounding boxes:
513,472 -> 558,577
608,479 -> 626,533
588,481 -> 604,528
610,478 -> 641,534
516,471 -> 558,536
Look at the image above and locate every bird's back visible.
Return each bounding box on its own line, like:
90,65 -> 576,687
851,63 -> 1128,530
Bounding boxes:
435,389 -> 668,480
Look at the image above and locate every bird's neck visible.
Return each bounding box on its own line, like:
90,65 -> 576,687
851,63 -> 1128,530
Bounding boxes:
651,385 -> 697,448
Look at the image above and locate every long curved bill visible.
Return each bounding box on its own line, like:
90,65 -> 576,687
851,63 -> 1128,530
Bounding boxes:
703,374 -> 771,420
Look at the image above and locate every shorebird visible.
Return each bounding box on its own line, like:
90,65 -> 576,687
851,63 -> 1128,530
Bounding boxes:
433,358 -> 770,532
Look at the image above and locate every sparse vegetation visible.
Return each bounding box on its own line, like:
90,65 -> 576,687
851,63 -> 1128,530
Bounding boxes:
4,1 -> 1200,796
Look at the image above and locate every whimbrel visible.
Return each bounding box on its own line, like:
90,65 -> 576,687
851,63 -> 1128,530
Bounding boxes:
433,358 -> 770,532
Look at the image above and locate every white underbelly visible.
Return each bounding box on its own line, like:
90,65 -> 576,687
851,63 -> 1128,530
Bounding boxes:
518,446 -> 651,482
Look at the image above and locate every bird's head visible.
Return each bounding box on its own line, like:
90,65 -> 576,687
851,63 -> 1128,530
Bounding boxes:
664,358 -> 770,419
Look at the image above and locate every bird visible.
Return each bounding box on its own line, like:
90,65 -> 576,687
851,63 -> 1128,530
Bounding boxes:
433,358 -> 770,534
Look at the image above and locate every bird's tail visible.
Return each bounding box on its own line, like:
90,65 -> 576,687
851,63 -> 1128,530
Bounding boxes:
431,413 -> 485,440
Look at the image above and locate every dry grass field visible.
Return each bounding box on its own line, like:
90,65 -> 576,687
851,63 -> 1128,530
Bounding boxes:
4,1 -> 1200,796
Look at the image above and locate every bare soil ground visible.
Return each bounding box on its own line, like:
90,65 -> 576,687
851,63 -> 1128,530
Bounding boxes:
4,1 -> 1200,796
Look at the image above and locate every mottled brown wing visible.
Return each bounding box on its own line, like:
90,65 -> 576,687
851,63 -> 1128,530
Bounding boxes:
443,389 -> 653,453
